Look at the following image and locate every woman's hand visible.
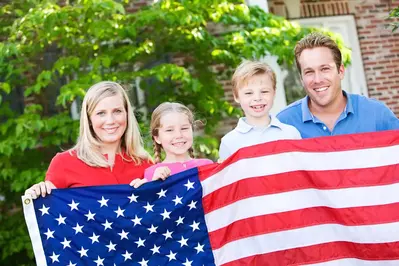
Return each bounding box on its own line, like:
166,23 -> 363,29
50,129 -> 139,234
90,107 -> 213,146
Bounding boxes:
152,166 -> 171,181
24,181 -> 56,199
129,178 -> 148,188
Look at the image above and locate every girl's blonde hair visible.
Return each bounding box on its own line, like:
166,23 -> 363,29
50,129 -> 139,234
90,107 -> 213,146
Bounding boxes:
150,102 -> 195,163
72,81 -> 151,167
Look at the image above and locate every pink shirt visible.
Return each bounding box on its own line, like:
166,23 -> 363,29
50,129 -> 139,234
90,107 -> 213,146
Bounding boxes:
144,158 -> 213,181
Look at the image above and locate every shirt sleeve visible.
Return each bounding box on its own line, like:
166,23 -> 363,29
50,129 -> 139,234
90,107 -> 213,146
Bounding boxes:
144,165 -> 157,181
45,153 -> 66,189
379,105 -> 399,131
292,127 -> 302,139
218,140 -> 232,161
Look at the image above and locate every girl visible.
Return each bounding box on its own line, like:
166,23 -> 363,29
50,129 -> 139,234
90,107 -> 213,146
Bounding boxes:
130,102 -> 213,188
25,81 -> 153,198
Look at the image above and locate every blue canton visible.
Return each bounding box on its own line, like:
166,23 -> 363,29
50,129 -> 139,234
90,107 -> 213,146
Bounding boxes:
31,168 -> 215,266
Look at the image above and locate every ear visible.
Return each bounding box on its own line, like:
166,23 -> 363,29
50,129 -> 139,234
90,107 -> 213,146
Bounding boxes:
233,94 -> 240,104
338,64 -> 345,80
154,135 -> 161,145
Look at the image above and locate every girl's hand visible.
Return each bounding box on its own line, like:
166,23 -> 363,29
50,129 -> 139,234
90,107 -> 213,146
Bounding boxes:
24,181 -> 56,199
152,166 -> 171,181
130,178 -> 148,188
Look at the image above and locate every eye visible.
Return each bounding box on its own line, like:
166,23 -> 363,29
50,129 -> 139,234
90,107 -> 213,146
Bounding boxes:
321,67 -> 329,72
182,127 -> 190,131
262,90 -> 270,94
96,111 -> 105,116
114,109 -> 123,114
165,129 -> 173,132
244,92 -> 253,95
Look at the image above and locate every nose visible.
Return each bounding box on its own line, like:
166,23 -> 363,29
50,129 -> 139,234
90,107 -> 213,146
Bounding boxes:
254,91 -> 262,101
313,71 -> 323,83
105,113 -> 115,124
174,129 -> 183,138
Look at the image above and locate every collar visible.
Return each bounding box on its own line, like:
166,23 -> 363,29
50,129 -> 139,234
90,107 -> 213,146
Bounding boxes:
236,116 -> 282,133
301,90 -> 354,122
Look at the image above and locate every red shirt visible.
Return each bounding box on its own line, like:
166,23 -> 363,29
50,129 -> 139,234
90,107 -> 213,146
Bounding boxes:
45,150 -> 153,188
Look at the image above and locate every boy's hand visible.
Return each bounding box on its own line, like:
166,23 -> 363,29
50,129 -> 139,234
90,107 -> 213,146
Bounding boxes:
24,181 -> 56,199
130,178 -> 147,188
152,166 -> 171,181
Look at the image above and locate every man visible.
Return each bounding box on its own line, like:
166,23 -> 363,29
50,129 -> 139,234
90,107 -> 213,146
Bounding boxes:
277,32 -> 399,139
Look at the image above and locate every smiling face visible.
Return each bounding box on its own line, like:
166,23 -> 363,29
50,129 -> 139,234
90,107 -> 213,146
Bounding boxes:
154,111 -> 193,161
234,73 -> 275,126
89,94 -> 127,149
298,47 -> 345,109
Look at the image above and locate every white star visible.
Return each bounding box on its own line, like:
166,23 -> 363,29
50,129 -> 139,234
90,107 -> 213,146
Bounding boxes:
160,209 -> 171,220
94,256 -> 104,266
102,219 -> 113,231
67,261 -> 76,266
55,214 -> 66,225
39,204 -> 50,216
122,250 -> 132,261
156,188 -> 167,198
189,221 -> 200,231
147,224 -> 158,234
85,210 -> 96,221
72,223 -> 84,234
135,237 -> 145,247
194,243 -> 205,253
118,229 -> 129,240
44,228 -> 55,239
114,206 -> 125,217
143,202 -> 154,213
175,216 -> 185,226
128,193 -> 138,203
166,250 -> 177,261
60,237 -> 71,249
106,241 -> 117,252
177,236 -> 189,247
49,252 -> 59,263
182,258 -> 193,266
68,199 -> 79,211
89,232 -> 100,244
150,244 -> 160,254
184,179 -> 195,190
162,230 -> 173,240
188,200 -> 197,210
172,195 -> 183,205
77,246 -> 88,257
138,258 -> 149,266
131,215 -> 142,226
98,196 -> 109,207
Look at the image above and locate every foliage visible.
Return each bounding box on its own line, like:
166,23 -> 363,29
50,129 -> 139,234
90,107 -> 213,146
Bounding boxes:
0,0 -> 350,262
389,6 -> 399,32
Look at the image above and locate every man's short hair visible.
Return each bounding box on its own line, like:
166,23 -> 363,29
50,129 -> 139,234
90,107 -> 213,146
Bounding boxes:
232,60 -> 276,98
294,32 -> 342,74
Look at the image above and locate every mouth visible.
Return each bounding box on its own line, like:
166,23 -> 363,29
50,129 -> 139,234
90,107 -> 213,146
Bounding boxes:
314,86 -> 328,93
172,141 -> 187,147
250,104 -> 266,112
103,127 -> 119,134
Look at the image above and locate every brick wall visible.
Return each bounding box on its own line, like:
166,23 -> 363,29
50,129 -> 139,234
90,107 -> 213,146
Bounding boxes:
268,0 -> 399,116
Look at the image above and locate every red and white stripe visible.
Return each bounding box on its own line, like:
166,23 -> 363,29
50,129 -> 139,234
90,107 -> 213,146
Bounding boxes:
199,130 -> 399,266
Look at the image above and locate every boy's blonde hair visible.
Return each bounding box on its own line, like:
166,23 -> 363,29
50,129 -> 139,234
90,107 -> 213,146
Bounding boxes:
72,81 -> 151,167
232,60 -> 276,98
150,102 -> 195,163
295,32 -> 342,74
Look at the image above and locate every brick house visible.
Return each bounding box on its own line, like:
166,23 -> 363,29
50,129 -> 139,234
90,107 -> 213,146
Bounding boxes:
254,0 -> 399,116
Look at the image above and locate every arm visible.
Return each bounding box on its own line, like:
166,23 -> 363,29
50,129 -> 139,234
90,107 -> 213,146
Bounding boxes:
24,153 -> 65,199
218,141 -> 232,161
379,105 -> 399,131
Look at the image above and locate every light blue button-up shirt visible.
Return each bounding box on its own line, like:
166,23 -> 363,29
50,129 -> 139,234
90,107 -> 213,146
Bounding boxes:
218,116 -> 301,160
277,91 -> 399,139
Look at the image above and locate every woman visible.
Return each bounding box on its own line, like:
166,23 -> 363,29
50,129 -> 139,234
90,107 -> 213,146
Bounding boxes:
24,81 -> 153,199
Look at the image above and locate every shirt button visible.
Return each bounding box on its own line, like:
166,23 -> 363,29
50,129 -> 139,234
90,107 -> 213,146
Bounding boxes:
323,126 -> 327,131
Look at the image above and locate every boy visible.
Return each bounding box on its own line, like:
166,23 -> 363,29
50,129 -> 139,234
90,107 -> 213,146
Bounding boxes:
219,60 -> 301,160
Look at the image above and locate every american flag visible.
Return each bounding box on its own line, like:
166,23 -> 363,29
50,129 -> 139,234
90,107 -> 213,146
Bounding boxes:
23,130 -> 399,265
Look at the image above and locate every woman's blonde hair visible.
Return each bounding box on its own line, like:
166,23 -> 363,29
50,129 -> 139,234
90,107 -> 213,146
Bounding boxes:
72,81 -> 151,167
150,102 -> 195,163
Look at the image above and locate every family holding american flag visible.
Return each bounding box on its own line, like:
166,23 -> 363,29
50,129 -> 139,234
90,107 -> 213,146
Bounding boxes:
23,32 -> 399,265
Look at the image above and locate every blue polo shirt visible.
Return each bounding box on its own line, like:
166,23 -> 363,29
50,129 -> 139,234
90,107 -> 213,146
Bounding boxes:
277,91 -> 399,139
